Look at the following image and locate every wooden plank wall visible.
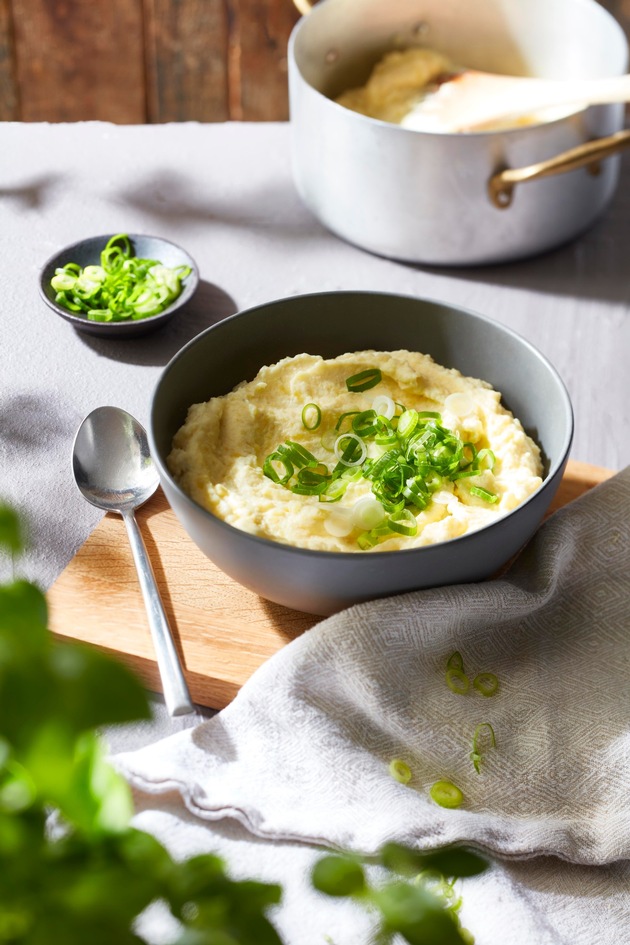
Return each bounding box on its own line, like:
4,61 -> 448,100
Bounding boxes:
0,0 -> 301,123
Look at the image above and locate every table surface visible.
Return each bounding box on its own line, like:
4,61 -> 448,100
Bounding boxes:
1,118 -> 629,736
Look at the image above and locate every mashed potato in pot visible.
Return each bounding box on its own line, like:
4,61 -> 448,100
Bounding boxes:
167,350 -> 543,553
335,47 -> 570,131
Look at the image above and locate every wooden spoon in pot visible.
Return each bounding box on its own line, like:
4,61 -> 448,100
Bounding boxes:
401,70 -> 630,132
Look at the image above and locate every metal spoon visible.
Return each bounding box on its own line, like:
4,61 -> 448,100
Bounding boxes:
72,405 -> 194,716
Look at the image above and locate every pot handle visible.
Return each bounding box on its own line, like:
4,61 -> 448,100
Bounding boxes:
488,128 -> 630,208
292,0 -> 313,14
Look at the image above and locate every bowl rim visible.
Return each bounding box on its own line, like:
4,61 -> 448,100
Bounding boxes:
150,289 -> 574,560
39,232 -> 199,332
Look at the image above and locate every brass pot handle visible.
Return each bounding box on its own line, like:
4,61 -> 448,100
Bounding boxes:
292,0 -> 313,14
488,128 -> 630,208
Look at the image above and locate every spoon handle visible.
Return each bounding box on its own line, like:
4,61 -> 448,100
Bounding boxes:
122,510 -> 194,716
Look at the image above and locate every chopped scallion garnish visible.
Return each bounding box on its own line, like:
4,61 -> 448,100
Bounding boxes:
301,403 -> 322,431
388,508 -> 418,537
333,433 -> 367,468
470,722 -> 496,774
430,780 -> 464,809
262,452 -> 294,485
445,668 -> 470,695
345,368 -> 382,392
446,651 -> 464,672
469,485 -> 499,503
473,673 -> 499,697
50,233 -> 191,322
388,759 -> 412,784
277,441 -> 318,469
261,369 -> 502,548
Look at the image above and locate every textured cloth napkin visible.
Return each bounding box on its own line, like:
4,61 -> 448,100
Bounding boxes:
114,467 -> 630,942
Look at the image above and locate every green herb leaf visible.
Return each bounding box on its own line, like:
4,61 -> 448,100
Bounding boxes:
0,506 -> 23,555
312,854 -> 366,897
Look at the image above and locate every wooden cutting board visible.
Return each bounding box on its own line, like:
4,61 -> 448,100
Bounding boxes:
47,459 -> 614,710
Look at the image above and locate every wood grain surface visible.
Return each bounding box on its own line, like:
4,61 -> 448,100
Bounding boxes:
10,0 -> 147,123
0,0 -> 300,123
144,0 -> 230,123
2,1 -> 630,123
0,0 -> 18,121
47,460 -> 614,711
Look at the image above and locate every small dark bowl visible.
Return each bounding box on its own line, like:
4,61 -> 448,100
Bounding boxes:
150,291 -> 573,616
39,233 -> 199,337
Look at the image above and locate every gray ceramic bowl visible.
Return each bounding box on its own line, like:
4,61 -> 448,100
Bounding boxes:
150,291 -> 573,615
40,233 -> 199,338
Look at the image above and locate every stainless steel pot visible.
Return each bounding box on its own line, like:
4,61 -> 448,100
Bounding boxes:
288,0 -> 630,265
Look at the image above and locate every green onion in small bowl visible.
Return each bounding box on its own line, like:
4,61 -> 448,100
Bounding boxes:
39,233 -> 199,337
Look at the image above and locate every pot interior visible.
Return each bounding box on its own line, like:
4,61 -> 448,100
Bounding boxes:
292,0 -> 628,99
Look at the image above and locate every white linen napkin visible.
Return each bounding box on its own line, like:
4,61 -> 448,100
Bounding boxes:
116,467 -> 630,868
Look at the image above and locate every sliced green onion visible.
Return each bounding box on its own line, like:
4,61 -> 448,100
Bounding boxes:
334,410 -> 360,432
444,392 -> 475,417
320,429 -> 337,452
301,403 -> 322,431
473,672 -> 499,697
397,409 -> 419,439
291,468 -> 329,495
263,452 -> 294,485
476,448 -> 496,471
351,495 -> 387,530
403,475 -> 432,511
446,651 -> 464,671
374,417 -> 398,446
277,441 -> 318,469
333,433 -> 367,468
388,508 -> 418,537
389,759 -> 412,784
340,465 -> 363,482
357,530 -> 380,550
430,780 -> 464,809
352,409 -> 379,438
50,233 -> 191,322
345,368 -> 382,392
319,480 -> 347,503
372,394 -> 396,420
470,722 -> 496,774
451,468 -> 480,481
260,362 -> 505,550
460,442 -> 477,468
351,498 -> 382,530
445,668 -> 469,695
364,449 -> 399,482
322,507 -> 354,537
469,485 -> 499,503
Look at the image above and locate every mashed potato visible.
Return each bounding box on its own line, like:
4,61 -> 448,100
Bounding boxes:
335,47 -> 453,125
335,47 -> 566,131
167,350 -> 543,553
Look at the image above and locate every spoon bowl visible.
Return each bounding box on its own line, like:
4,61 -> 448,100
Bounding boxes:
72,406 -> 194,716
73,407 -> 159,512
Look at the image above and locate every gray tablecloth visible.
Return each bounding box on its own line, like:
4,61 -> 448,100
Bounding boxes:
2,119 -> 630,943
